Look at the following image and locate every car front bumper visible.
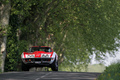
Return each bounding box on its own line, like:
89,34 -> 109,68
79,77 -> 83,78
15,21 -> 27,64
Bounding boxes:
22,58 -> 55,65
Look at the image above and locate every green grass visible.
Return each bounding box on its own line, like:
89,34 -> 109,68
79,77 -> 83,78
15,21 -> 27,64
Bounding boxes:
97,62 -> 120,80
86,64 -> 106,72
59,63 -> 106,72
80,64 -> 106,72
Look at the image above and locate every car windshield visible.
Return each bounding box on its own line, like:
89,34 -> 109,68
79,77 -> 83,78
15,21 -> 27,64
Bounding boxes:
30,47 -> 52,52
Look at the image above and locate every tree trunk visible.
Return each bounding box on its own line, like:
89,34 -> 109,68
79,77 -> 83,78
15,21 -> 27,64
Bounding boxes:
0,1 -> 11,72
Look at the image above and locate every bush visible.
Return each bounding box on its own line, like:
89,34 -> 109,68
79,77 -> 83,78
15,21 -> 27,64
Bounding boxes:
97,61 -> 120,80
0,54 -> 2,73
0,69 -> 1,73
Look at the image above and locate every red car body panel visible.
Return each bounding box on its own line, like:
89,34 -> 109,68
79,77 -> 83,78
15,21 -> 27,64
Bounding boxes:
23,51 -> 53,58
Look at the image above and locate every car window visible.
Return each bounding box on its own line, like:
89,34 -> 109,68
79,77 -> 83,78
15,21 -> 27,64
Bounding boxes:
30,47 -> 39,52
30,47 -> 52,52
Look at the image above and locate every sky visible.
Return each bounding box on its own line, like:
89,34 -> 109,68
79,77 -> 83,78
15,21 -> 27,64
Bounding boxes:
91,50 -> 120,66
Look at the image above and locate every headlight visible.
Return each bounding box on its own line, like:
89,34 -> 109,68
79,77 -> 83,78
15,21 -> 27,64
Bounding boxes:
41,54 -> 51,58
21,53 -> 24,58
26,54 -> 35,58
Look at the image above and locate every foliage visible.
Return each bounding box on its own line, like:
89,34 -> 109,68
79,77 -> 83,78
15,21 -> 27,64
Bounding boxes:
3,0 -> 120,71
5,14 -> 28,71
97,61 -> 120,80
0,54 -> 1,73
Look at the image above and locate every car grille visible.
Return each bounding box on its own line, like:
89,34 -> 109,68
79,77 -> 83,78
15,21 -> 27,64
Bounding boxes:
35,58 -> 51,61
24,58 -> 51,63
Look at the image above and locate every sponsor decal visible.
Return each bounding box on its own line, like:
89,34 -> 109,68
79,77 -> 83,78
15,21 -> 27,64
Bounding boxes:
41,54 -> 51,58
26,54 -> 35,58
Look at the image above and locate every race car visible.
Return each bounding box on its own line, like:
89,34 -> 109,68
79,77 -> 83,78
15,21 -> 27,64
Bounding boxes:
21,46 -> 58,71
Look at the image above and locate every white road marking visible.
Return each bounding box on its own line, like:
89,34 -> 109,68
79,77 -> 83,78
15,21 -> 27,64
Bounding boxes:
41,72 -> 52,78
35,72 -> 52,80
35,78 -> 40,80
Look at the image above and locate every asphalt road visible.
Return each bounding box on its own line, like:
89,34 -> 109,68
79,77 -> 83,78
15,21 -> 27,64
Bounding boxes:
0,71 -> 101,80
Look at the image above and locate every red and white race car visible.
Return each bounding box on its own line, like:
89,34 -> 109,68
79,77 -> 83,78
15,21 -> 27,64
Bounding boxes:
21,46 -> 58,71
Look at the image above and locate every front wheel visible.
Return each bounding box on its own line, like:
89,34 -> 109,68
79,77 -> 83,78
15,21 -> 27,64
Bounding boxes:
51,59 -> 58,71
21,62 -> 30,71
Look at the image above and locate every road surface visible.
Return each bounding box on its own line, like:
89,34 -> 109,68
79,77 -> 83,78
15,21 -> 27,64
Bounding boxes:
0,71 -> 101,80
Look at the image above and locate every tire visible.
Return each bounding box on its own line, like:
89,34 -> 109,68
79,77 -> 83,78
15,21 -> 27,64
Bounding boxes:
21,62 -> 30,71
51,59 -> 58,71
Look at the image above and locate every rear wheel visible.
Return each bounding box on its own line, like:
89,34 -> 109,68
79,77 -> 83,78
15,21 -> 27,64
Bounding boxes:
51,59 -> 58,71
21,62 -> 30,71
